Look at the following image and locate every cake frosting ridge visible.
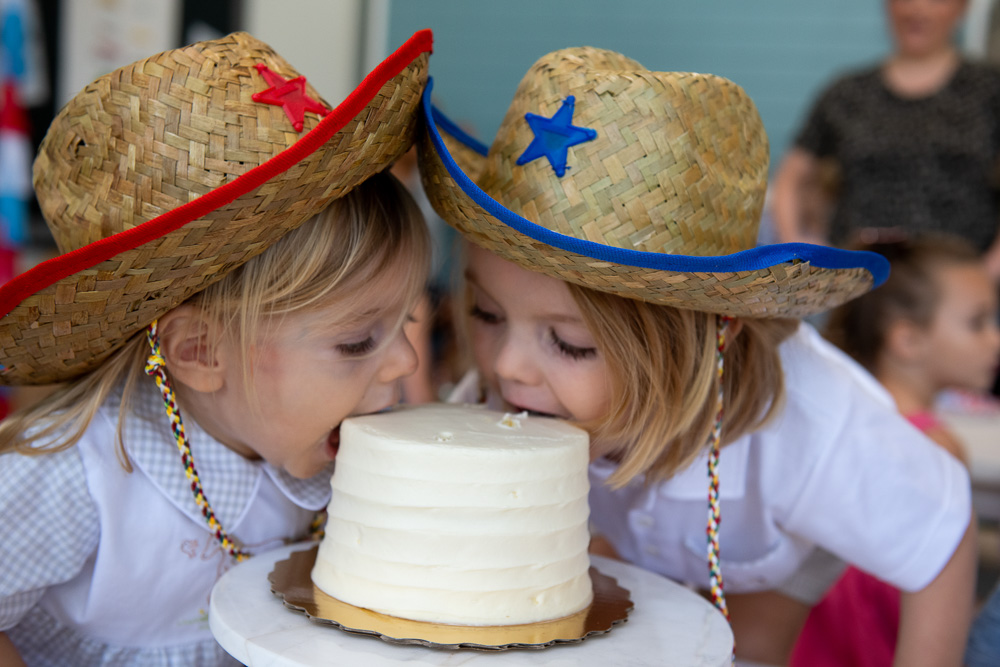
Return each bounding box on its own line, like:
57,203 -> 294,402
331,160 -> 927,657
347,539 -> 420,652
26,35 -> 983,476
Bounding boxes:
311,402 -> 594,626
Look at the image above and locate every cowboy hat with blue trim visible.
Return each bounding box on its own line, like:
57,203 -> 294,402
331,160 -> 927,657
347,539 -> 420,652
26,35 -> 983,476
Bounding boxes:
417,46 -> 887,317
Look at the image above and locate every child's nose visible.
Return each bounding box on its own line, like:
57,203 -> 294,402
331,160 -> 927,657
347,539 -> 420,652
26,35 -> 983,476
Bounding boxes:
379,328 -> 419,383
493,336 -> 537,386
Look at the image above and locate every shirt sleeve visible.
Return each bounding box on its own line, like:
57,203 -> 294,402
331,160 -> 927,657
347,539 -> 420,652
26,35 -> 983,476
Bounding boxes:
770,329 -> 972,592
0,446 -> 100,631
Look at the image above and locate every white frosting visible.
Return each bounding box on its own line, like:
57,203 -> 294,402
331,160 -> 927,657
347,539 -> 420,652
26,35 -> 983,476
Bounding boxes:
311,403 -> 594,626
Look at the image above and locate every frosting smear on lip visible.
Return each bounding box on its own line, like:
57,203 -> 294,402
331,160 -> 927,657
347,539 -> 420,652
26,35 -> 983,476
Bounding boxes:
311,402 -> 594,626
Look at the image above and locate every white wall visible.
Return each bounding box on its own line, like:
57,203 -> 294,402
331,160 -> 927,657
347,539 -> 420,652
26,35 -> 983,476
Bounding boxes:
966,0 -> 995,57
242,0 -> 368,104
57,0 -> 379,109
58,0 -> 182,107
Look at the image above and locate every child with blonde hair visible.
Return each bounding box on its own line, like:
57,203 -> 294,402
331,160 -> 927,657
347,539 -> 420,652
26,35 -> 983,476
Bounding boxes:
422,47 -> 976,666
0,30 -> 433,665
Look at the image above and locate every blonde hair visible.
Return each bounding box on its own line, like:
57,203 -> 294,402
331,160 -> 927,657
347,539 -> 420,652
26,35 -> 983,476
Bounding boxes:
0,171 -> 429,467
568,284 -> 798,488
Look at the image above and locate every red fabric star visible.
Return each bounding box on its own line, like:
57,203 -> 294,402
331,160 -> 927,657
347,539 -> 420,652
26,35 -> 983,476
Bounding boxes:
251,63 -> 330,132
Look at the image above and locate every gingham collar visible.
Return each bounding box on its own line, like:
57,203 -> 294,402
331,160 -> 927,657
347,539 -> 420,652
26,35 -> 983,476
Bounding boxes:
124,378 -> 332,531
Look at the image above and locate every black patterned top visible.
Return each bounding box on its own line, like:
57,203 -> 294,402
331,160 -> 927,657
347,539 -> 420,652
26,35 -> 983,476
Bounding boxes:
795,61 -> 1000,251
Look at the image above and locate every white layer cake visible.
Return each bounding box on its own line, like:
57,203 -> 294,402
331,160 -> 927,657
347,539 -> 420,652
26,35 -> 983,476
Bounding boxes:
311,403 -> 593,626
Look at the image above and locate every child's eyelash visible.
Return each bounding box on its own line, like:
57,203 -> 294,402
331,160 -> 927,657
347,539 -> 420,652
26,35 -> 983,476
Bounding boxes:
337,336 -> 376,356
548,328 -> 596,360
470,304 -> 501,324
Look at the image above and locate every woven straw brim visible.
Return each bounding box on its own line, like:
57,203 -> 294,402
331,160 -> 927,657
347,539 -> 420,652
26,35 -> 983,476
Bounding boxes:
0,32 -> 431,385
418,95 -> 878,318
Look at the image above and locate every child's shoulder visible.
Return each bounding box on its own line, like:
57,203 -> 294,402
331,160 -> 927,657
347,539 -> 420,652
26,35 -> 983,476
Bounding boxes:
0,444 -> 99,555
1,442 -> 87,486
744,325 -> 969,543
749,321 -> 910,470
5,388 -> 127,470
777,321 -> 893,414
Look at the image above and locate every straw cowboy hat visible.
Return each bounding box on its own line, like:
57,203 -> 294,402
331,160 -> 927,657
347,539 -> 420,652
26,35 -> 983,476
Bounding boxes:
0,29 -> 432,385
417,47 -> 888,317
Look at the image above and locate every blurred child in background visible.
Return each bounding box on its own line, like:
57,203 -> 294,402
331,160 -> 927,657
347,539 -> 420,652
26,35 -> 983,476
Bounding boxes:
826,235 -> 1000,461
791,234 -> 1000,666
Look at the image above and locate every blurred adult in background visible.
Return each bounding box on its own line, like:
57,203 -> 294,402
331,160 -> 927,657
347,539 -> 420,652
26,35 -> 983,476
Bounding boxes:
771,0 -> 1000,279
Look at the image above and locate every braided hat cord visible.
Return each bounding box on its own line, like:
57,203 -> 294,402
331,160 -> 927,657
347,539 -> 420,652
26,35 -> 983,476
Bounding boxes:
144,320 -> 251,562
707,315 -> 731,619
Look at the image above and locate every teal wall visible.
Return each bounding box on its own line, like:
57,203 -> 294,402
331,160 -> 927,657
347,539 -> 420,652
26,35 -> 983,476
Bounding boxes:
387,1 -> 892,177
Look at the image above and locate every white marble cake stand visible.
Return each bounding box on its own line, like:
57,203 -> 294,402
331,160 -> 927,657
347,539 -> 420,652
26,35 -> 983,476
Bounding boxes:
210,543 -> 733,667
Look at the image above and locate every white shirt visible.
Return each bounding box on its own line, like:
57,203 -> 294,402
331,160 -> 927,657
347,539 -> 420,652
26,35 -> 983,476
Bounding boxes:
0,378 -> 332,666
588,323 -> 971,593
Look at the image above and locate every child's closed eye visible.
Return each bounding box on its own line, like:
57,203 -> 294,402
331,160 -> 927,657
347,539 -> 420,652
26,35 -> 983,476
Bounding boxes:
548,328 -> 596,360
337,336 -> 376,356
470,304 -> 502,325
968,310 -> 997,332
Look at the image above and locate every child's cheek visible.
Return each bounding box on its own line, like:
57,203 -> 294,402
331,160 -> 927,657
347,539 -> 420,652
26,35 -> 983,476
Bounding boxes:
471,335 -> 498,376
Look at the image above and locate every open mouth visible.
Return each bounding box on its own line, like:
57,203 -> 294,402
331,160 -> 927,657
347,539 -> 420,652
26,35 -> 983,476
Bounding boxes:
326,426 -> 340,460
507,402 -> 558,419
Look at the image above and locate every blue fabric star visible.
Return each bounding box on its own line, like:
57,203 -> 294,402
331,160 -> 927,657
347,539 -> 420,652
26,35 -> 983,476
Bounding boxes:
516,96 -> 597,177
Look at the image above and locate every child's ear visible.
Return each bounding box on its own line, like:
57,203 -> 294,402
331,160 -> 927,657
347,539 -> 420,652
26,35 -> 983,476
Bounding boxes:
724,317 -> 745,339
155,305 -> 226,393
886,318 -> 928,362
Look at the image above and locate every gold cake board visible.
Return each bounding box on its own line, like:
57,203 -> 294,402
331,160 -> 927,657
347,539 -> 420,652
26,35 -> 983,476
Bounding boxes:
269,546 -> 633,650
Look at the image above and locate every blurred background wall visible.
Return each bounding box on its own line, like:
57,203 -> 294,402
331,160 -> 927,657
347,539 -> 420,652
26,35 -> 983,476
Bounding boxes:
387,0 -> 890,176
11,0 -> 1000,245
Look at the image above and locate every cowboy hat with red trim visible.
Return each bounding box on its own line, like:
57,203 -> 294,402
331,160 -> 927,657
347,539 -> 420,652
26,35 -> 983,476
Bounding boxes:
0,29 -> 432,385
